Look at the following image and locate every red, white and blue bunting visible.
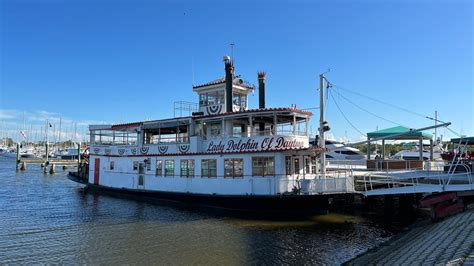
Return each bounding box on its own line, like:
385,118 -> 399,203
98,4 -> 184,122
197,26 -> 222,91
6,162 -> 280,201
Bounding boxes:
178,145 -> 190,153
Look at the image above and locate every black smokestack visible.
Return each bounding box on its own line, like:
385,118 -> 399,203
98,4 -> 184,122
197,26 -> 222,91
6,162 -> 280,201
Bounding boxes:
224,56 -> 234,113
258,71 -> 266,109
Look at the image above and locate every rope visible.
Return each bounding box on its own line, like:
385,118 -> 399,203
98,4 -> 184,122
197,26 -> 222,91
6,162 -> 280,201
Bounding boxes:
332,89 -> 406,127
329,90 -> 366,137
333,84 -> 466,138
333,84 -> 429,119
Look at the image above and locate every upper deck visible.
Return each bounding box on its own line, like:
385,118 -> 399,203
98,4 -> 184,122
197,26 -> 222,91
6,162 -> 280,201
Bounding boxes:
88,56 -> 313,157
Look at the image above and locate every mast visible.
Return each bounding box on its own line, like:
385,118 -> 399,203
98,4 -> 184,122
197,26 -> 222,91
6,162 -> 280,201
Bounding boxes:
58,117 -> 62,149
319,73 -> 326,177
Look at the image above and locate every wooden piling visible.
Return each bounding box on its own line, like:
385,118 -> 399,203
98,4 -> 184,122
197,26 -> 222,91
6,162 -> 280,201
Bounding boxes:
49,163 -> 56,174
45,142 -> 49,165
16,143 -> 20,170
77,142 -> 81,169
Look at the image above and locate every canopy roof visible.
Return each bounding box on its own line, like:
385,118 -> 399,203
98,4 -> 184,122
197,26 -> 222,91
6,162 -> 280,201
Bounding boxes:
450,137 -> 474,145
367,126 -> 433,140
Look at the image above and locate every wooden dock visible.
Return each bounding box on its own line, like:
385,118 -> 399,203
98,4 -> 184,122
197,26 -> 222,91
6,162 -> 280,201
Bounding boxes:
14,143 -> 83,173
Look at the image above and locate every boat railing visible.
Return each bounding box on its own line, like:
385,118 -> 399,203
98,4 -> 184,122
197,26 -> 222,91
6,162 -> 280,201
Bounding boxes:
279,170 -> 356,194
202,130 -> 308,140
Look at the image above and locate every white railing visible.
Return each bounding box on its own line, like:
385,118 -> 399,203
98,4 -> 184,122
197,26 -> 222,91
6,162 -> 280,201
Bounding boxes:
360,164 -> 473,195
281,170 -> 356,195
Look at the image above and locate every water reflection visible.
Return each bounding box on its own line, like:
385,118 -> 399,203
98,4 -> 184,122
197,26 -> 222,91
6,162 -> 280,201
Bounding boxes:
0,157 -> 391,264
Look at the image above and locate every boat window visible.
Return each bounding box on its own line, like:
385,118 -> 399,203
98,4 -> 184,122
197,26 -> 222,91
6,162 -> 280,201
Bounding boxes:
133,161 -> 138,171
210,124 -> 222,137
110,161 -> 114,170
164,160 -> 174,177
90,130 -> 138,145
146,157 -> 151,171
156,160 -> 162,176
335,150 -> 362,155
252,157 -> 275,177
224,159 -> 243,178
285,156 -> 291,175
304,156 -> 317,174
180,160 -> 195,177
143,125 -> 189,144
201,159 -> 217,178
293,158 -> 300,175
199,94 -> 207,106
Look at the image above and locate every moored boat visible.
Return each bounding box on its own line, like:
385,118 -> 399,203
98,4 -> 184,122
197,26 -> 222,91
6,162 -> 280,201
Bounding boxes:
69,56 -> 354,215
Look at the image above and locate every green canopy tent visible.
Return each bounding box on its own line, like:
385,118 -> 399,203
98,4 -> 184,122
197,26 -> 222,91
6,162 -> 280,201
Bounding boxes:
366,126 -> 434,160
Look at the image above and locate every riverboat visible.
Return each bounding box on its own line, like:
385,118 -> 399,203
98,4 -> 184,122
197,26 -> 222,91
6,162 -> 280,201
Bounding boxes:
69,56 -> 354,215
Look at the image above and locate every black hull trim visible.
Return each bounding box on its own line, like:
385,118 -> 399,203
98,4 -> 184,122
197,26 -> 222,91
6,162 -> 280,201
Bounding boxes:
70,176 -> 329,216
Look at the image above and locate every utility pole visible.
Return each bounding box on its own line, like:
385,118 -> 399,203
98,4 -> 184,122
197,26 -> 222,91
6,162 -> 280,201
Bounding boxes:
319,73 -> 326,177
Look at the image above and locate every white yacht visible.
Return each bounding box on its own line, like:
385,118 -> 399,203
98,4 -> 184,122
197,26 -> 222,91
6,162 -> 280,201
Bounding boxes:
310,137 -> 366,161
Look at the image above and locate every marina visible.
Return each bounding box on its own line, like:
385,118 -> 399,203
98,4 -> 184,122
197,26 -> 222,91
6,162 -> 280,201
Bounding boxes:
0,156 -> 394,264
1,0 -> 472,264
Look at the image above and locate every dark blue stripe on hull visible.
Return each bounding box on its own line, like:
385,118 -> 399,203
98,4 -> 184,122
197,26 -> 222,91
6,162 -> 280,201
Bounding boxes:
83,183 -> 329,216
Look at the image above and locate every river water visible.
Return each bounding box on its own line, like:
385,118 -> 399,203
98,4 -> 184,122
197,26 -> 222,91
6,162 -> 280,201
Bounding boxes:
0,156 -> 393,264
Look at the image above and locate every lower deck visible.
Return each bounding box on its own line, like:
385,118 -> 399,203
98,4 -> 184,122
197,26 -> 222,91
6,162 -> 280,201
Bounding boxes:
88,152 -> 354,196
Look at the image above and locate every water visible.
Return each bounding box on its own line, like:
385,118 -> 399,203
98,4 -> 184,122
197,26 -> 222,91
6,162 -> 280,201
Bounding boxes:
0,157 -> 392,264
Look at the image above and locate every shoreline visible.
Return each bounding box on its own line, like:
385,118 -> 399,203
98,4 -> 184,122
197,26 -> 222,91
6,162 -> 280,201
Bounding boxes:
344,205 -> 474,265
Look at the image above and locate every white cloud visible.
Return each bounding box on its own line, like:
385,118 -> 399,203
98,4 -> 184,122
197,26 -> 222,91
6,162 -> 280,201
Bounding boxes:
0,109 -> 106,143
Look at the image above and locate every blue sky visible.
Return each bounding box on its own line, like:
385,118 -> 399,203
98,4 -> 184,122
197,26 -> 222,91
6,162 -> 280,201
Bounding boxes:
0,0 -> 472,142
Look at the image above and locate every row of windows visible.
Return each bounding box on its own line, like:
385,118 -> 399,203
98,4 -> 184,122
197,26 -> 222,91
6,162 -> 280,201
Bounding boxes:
110,156 -> 318,177
113,157 -> 275,178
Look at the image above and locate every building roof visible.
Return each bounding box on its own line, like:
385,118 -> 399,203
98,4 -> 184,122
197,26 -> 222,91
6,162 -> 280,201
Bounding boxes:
450,136 -> 474,145
367,126 -> 433,139
192,76 -> 255,91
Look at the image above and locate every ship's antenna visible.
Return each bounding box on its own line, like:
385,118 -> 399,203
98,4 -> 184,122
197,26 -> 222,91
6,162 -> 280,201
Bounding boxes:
191,56 -> 195,85
230,43 -> 235,64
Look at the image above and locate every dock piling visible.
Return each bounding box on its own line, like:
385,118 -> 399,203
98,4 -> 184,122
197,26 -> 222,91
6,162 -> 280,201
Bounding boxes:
20,161 -> 26,171
45,142 -> 49,166
77,142 -> 81,169
16,143 -> 20,170
49,163 -> 56,174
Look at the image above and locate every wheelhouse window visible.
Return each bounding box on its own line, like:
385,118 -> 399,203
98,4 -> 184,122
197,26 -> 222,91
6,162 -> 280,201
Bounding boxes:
133,161 -> 138,171
199,91 -> 224,107
156,160 -> 162,176
165,160 -> 174,177
180,160 -> 195,177
224,159 -> 243,178
201,159 -> 217,178
252,157 -> 275,177
110,161 -> 114,170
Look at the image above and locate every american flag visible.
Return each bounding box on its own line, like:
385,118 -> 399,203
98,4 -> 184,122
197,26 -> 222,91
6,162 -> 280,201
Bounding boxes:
20,130 -> 27,139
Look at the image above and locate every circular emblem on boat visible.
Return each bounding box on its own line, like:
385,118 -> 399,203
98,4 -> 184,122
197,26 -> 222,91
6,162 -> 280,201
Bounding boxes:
140,147 -> 149,154
131,148 -> 137,155
118,149 -> 126,156
93,148 -> 100,154
158,146 -> 168,154
105,148 -> 111,155
206,105 -> 222,115
178,145 -> 190,153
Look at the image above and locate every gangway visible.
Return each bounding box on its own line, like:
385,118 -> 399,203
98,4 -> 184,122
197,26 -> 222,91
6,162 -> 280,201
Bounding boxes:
358,164 -> 473,196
